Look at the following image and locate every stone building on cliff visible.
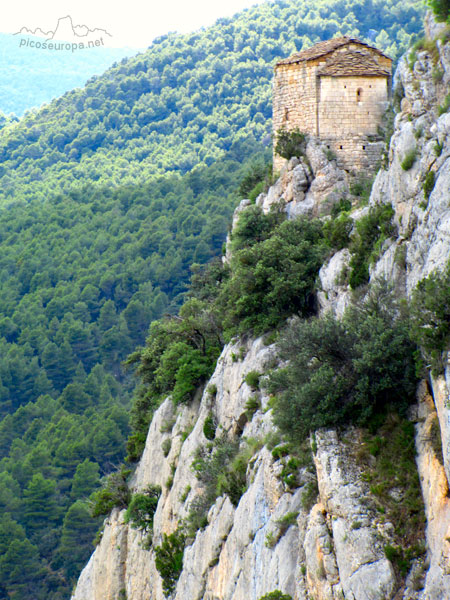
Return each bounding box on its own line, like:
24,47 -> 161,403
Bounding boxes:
273,37 -> 392,172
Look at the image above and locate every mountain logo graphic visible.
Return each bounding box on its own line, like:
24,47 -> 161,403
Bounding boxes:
15,15 -> 112,43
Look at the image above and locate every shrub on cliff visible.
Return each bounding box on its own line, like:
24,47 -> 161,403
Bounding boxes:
428,0 -> 450,22
90,467 -> 131,517
410,263 -> 450,373
125,297 -> 224,460
187,436 -> 261,534
124,485 -> 161,533
221,208 -> 327,336
275,128 -> 307,160
238,159 -> 273,202
154,529 -> 186,597
270,282 -> 418,440
348,203 -> 396,289
259,592 -> 293,600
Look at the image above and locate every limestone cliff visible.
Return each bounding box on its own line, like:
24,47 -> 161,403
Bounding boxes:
72,15 -> 450,600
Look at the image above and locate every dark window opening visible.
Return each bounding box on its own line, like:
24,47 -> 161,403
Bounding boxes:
356,88 -> 363,101
362,145 -> 366,150
339,145 -> 343,149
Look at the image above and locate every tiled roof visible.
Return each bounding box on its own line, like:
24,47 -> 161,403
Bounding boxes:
276,36 -> 390,66
318,49 -> 391,77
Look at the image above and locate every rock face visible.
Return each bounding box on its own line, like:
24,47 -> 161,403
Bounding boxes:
72,13 -> 450,600
256,139 -> 349,218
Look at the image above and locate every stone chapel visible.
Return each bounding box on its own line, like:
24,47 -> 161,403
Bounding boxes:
273,37 -> 392,172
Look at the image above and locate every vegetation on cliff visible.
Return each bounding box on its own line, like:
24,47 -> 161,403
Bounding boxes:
270,283 -> 418,439
126,205 -> 327,460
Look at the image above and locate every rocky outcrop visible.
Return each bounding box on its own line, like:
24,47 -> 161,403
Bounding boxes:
256,138 -> 349,218
72,13 -> 450,600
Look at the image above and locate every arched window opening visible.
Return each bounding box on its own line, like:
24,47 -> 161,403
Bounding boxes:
356,88 -> 363,101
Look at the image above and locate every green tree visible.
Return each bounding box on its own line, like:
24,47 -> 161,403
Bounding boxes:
58,500 -> 100,579
71,459 -> 100,499
23,473 -> 59,534
0,538 -> 44,600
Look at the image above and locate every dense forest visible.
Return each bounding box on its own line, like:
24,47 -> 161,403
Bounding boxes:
0,33 -> 134,117
0,0 -> 427,598
0,0 -> 424,204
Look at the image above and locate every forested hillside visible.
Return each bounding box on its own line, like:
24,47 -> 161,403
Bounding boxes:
0,0 -> 424,204
0,0 -> 427,598
0,33 -> 135,117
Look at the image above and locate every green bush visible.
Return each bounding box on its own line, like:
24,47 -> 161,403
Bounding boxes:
423,170 -> 436,201
238,159 -> 272,199
432,66 -> 444,82
258,591 -> 292,600
165,463 -> 176,490
280,457 -> 300,488
162,439 -> 172,457
331,198 -> 352,217
400,148 -> 417,171
90,467 -> 131,517
126,297 -> 224,459
438,93 -> 450,115
301,480 -> 319,511
124,485 -> 161,533
207,384 -> 218,398
434,141 -> 443,156
274,127 -> 307,160
357,415 -> 425,573
275,511 -> 299,534
348,203 -> 396,289
271,445 -> 290,460
265,530 -> 278,548
410,264 -> 450,373
323,214 -> 353,251
188,437 -> 258,534
203,412 -> 217,441
154,529 -> 186,597
230,204 -> 285,254
349,174 -> 374,204
270,282 -> 418,441
244,371 -> 261,389
221,209 -> 327,336
245,396 -> 261,419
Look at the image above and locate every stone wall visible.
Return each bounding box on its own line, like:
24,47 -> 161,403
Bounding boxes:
318,75 -> 388,137
323,136 -> 385,172
272,61 -> 319,171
